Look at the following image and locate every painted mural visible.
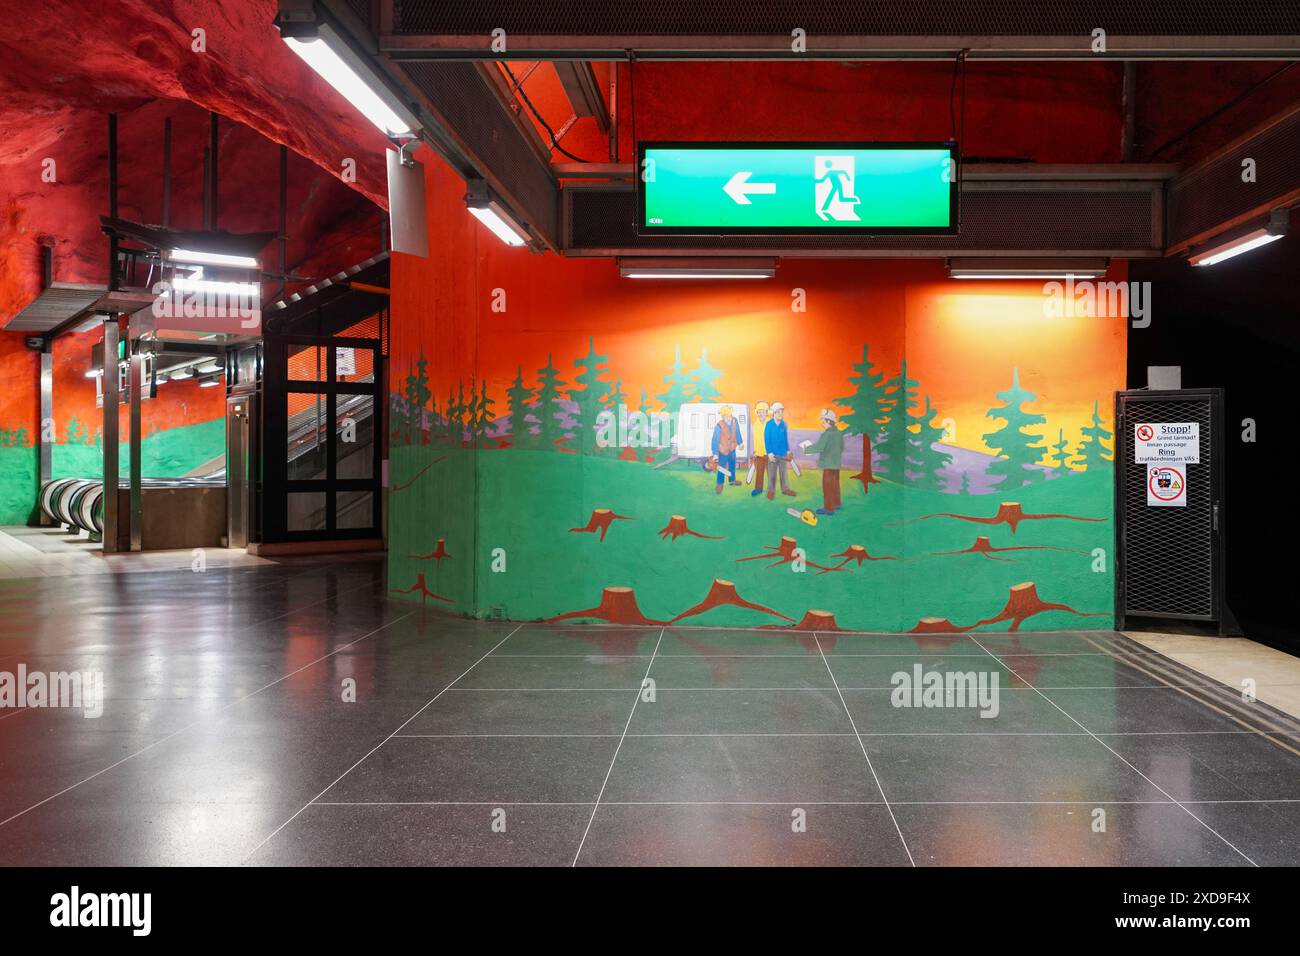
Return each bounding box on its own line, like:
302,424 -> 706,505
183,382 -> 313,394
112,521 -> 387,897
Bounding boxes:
0,328 -> 227,526
388,247 -> 1125,633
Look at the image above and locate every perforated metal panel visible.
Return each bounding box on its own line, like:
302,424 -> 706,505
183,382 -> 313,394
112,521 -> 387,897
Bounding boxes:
393,1 -> 1300,36
564,185 -> 1158,254
1168,106 -> 1300,251
397,61 -> 558,244
1116,390 -> 1222,622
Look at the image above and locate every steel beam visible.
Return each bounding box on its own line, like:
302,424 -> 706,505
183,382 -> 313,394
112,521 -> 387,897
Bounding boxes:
381,34 -> 1300,62
101,318 -> 119,552
553,61 -> 610,131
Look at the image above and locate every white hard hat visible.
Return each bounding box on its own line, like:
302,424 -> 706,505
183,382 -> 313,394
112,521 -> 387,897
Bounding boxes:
770,401 -> 785,412
820,408 -> 838,423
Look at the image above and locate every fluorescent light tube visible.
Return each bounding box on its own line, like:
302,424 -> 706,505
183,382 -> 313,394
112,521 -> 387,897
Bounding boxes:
284,36 -> 412,136
171,277 -> 260,297
170,249 -> 259,268
623,272 -> 771,279
468,204 -> 529,246
1189,229 -> 1283,267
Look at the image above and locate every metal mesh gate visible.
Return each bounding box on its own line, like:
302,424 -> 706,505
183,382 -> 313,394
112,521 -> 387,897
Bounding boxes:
1116,389 -> 1222,623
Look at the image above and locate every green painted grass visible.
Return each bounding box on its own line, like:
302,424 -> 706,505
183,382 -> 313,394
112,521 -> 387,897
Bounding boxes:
389,444 -> 1114,633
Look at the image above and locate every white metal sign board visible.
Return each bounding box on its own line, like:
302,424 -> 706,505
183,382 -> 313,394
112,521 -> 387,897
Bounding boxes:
1147,464 -> 1188,507
1134,422 -> 1200,464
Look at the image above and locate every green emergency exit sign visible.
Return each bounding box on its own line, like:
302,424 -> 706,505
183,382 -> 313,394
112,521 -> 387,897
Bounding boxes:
637,142 -> 958,236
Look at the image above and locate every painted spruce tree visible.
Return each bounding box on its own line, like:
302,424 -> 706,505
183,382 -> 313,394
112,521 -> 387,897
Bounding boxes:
689,347 -> 722,404
905,394 -> 953,489
570,337 -> 610,455
836,343 -> 892,494
605,376 -> 627,412
402,356 -> 431,445
473,378 -> 495,447
654,344 -> 694,462
983,368 -> 1047,487
1050,427 -> 1072,472
504,366 -> 535,448
1075,399 -> 1114,471
532,353 -> 568,450
875,360 -> 918,482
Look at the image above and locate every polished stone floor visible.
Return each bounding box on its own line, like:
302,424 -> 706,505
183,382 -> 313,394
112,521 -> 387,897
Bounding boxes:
1,554 -> 1298,867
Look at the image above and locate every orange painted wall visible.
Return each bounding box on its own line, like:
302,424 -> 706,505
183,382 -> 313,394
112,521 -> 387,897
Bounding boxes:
392,149 -> 1127,462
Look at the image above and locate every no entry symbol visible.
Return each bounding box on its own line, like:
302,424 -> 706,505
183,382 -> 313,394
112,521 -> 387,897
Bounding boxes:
1147,465 -> 1186,506
1136,424 -> 1154,442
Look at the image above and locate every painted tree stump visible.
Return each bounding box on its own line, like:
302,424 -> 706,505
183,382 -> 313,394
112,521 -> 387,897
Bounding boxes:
918,500 -> 1105,534
908,616 -> 972,634
791,609 -> 840,631
670,578 -> 794,624
932,535 -> 1087,561
736,535 -> 829,570
569,508 -> 634,541
974,581 -> 1105,631
658,514 -> 723,542
547,586 -> 665,625
390,572 -> 453,607
409,537 -> 452,562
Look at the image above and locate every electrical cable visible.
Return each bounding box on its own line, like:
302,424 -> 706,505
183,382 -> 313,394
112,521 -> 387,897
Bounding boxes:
500,61 -> 599,164
949,49 -> 969,155
1145,62 -> 1299,162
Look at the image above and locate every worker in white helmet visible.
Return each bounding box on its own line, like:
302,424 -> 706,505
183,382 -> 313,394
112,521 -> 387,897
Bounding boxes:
763,401 -> 796,499
800,407 -> 845,515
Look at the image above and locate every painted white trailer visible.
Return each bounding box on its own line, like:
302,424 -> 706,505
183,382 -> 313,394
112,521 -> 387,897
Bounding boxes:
671,402 -> 752,462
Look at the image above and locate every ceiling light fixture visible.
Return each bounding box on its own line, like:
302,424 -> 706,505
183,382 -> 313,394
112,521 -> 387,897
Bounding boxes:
947,257 -> 1109,280
169,249 -> 260,269
197,376 -> 222,388
171,277 -> 260,297
1189,210 -> 1288,266
276,8 -> 417,138
618,257 -> 777,280
465,180 -> 530,246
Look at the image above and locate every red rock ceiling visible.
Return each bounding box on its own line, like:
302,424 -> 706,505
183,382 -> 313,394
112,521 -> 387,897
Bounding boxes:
3,0 -> 1299,324
0,0 -> 390,320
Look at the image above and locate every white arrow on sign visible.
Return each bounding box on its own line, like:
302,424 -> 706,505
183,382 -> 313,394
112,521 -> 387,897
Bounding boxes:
723,171 -> 777,205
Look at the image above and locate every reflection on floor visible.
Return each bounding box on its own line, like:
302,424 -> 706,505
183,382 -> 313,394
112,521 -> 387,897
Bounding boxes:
0,526 -> 273,578
1,553 -> 1297,867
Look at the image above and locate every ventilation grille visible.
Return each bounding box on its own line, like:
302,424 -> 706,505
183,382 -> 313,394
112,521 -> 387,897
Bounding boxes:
565,187 -> 1157,253
393,1 -> 1300,36
1119,396 -> 1215,619
1168,107 -> 1300,250
398,62 -> 558,243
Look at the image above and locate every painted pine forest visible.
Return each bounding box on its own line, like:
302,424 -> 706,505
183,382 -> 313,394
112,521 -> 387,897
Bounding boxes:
387,338 -> 1115,634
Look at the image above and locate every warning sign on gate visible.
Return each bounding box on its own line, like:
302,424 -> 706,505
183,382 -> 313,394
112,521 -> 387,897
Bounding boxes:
1134,422 -> 1200,463
1147,464 -> 1187,507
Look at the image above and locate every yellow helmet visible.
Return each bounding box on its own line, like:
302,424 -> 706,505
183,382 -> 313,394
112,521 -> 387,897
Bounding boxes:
719,404 -> 734,417
754,401 -> 770,414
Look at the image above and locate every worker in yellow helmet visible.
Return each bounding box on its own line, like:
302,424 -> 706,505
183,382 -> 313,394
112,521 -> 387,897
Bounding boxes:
710,404 -> 743,494
749,401 -> 770,496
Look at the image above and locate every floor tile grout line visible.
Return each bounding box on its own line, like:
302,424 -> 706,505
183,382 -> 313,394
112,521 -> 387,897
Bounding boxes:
243,623 -> 523,862
389,729 -> 1300,738
424,683 -> 1279,692
0,609 -> 416,831
307,798 -> 1300,807
813,632 -> 916,867
571,629 -> 665,867
966,634 -> 1259,867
